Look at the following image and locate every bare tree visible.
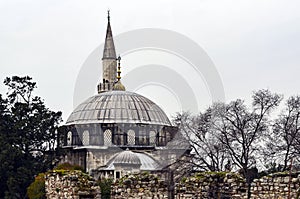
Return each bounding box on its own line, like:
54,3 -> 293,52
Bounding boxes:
213,89 -> 282,198
267,96 -> 300,171
174,90 -> 285,198
174,109 -> 229,172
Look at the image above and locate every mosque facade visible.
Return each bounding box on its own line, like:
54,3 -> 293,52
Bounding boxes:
60,12 -> 190,180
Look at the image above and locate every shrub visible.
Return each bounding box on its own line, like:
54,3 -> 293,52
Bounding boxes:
27,173 -> 46,199
98,178 -> 113,199
54,162 -> 84,172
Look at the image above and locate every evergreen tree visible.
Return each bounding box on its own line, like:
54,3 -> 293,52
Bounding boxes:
0,76 -> 62,198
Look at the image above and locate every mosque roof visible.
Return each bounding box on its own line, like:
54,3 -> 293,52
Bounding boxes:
66,90 -> 171,126
104,150 -> 161,170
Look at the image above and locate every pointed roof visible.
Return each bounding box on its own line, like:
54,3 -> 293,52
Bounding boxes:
102,10 -> 116,60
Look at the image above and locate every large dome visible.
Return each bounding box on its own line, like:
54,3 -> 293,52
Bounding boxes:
67,91 -> 171,126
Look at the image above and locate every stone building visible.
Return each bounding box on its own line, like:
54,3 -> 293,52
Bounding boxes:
60,11 -> 190,180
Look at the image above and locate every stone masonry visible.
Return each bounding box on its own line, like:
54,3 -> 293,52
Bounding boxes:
45,171 -> 300,199
250,172 -> 300,199
45,170 -> 101,199
111,172 -> 300,199
111,172 -> 168,198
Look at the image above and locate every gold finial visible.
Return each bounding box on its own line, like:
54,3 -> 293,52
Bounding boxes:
117,55 -> 121,81
113,55 -> 126,91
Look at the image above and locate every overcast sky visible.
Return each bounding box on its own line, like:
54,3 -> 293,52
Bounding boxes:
1,0 -> 300,121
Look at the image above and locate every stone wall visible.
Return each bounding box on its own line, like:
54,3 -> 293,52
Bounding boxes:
250,172 -> 300,199
45,170 -> 101,199
111,172 -> 247,199
176,172 -> 247,198
110,172 -> 300,199
45,171 -> 300,199
111,172 -> 168,198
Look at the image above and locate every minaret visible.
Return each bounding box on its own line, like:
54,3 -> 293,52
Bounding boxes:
98,10 -> 117,93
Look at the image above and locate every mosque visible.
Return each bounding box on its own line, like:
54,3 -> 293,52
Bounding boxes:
61,12 -> 190,180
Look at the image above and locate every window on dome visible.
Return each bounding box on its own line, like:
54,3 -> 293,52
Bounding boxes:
82,130 -> 90,145
149,131 -> 156,145
166,131 -> 172,142
73,131 -> 80,145
104,129 -> 112,146
138,128 -> 149,146
127,130 -> 135,145
158,131 -> 166,146
90,127 -> 101,145
113,127 -> 126,145
67,131 -> 72,146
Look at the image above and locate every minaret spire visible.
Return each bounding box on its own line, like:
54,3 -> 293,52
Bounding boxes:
107,9 -> 110,23
98,10 -> 117,93
102,10 -> 116,60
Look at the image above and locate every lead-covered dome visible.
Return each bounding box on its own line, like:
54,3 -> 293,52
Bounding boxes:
67,91 -> 171,126
104,150 -> 160,170
113,150 -> 141,165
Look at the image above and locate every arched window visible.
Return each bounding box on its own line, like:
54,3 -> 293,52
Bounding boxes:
166,132 -> 171,142
82,130 -> 90,146
138,128 -> 149,146
67,131 -> 72,146
149,131 -> 156,145
158,131 -> 166,146
114,127 -> 126,145
127,130 -> 135,145
104,129 -> 112,146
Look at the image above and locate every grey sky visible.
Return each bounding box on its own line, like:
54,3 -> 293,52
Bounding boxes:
1,0 -> 300,121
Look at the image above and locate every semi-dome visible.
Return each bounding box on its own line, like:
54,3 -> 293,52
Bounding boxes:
104,151 -> 160,170
66,90 -> 171,126
113,150 -> 141,165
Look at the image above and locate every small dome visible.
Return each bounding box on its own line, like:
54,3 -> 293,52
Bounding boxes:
135,153 -> 160,170
67,90 -> 171,126
104,151 -> 160,170
113,150 -> 141,165
113,81 -> 125,91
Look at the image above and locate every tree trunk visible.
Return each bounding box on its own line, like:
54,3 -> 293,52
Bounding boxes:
168,169 -> 175,199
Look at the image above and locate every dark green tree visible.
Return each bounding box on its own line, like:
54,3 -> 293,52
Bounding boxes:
0,76 -> 62,198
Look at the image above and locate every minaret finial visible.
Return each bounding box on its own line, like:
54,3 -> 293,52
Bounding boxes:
117,55 -> 121,81
112,55 -> 126,91
107,9 -> 110,22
